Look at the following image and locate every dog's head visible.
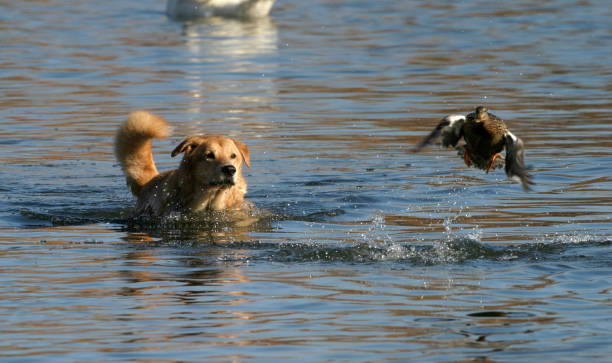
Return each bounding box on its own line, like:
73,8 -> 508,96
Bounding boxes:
171,135 -> 250,186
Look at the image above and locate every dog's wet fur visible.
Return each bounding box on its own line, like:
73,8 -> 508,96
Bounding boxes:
115,111 -> 250,216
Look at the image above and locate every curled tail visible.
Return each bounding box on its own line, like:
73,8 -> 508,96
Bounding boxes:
114,111 -> 170,197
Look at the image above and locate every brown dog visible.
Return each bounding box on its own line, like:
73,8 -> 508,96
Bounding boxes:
115,111 -> 250,216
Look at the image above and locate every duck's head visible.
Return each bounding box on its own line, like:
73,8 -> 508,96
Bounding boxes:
475,106 -> 488,122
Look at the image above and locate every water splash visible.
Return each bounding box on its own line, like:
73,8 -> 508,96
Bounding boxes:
15,203 -> 610,266
360,210 -> 394,245
259,235 -> 611,265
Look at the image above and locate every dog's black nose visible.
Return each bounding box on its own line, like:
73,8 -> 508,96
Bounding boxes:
222,165 -> 236,176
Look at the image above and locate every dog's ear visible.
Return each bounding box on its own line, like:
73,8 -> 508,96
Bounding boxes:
171,137 -> 199,157
232,139 -> 250,168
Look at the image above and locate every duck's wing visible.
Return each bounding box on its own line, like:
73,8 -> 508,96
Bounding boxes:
414,115 -> 466,151
504,131 -> 534,191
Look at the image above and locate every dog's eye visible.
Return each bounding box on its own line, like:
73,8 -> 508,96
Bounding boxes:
206,152 -> 215,160
230,153 -> 237,159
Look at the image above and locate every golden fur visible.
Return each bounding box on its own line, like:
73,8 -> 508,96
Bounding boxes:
115,111 -> 250,216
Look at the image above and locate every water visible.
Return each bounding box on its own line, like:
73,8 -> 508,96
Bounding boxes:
1,0 -> 611,361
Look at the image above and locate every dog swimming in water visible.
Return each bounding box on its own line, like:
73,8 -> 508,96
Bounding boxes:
114,111 -> 251,216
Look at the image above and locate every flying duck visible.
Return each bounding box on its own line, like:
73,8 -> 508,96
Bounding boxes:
415,106 -> 534,191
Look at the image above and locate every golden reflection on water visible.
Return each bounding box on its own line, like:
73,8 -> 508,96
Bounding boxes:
0,222 -> 606,359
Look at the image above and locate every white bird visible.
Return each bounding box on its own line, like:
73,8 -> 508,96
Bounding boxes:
167,0 -> 276,20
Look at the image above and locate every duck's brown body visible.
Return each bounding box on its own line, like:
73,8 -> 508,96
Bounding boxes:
462,106 -> 507,171
415,106 -> 534,191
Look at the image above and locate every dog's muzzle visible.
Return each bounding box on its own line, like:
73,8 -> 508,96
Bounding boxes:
222,165 -> 236,177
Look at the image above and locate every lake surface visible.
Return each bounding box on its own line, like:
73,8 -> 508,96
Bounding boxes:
1,0 -> 611,361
